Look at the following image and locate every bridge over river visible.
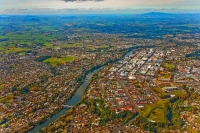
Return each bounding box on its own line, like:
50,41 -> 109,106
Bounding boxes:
61,105 -> 72,108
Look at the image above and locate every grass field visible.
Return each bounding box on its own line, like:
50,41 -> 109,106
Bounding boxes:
18,51 -> 26,55
7,34 -> 32,40
187,127 -> 199,133
1,33 -> 55,47
41,26 -> 55,31
141,100 -> 168,123
151,87 -> 169,98
87,46 -> 95,50
0,84 -> 4,90
195,117 -> 200,124
5,48 -> 30,54
0,33 -> 55,53
0,94 -> 14,103
159,71 -> 172,80
64,43 -> 83,48
171,90 -> 186,97
43,56 -> 76,66
164,63 -> 175,70
0,43 -> 15,50
0,44 -> 4,50
29,86 -> 42,91
0,36 -> 8,40
148,108 -> 165,122
18,40 -> 32,45
43,42 -> 53,48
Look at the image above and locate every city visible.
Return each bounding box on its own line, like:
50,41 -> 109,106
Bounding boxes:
0,1 -> 200,133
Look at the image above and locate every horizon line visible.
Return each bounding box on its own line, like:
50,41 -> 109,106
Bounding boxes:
1,8 -> 200,15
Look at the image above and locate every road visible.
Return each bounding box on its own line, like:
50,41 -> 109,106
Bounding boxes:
111,79 -> 140,133
68,107 -> 75,133
112,113 -> 140,133
111,50 -> 157,133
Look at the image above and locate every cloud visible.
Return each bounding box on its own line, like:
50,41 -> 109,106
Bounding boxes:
0,0 -> 199,13
1,7 -> 200,15
62,0 -> 103,2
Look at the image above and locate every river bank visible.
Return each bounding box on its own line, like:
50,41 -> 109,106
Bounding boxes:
28,45 -> 150,133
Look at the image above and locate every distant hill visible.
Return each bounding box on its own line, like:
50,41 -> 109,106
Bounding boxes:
141,12 -> 174,17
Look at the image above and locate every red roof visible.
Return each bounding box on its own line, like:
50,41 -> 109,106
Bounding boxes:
124,106 -> 133,111
118,89 -> 125,93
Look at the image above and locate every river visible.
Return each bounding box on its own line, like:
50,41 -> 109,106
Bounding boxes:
28,49 -> 134,133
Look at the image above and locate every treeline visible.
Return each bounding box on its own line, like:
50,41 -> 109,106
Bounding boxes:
35,56 -> 51,62
186,50 -> 200,60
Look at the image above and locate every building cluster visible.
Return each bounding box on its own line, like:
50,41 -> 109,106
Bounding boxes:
29,45 -> 200,133
108,49 -> 164,108
69,46 -> 200,132
174,60 -> 200,82
181,111 -> 200,132
0,34 -> 139,132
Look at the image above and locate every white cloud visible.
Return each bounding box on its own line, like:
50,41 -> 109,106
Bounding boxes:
0,0 -> 199,13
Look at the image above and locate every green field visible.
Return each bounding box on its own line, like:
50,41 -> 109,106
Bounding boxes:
5,48 -> 30,54
43,56 -> 76,66
40,26 -> 55,31
141,100 -> 168,123
164,63 -> 175,70
0,33 -> 55,47
64,43 -> 83,48
3,47 -> 30,54
7,34 -> 32,40
18,51 -> 26,56
0,84 -> 4,90
0,94 -> 14,103
43,42 -> 53,48
7,33 -> 54,41
195,117 -> 200,123
0,36 -> 8,40
151,87 -> 169,98
187,127 -> 199,133
0,33 -> 57,53
171,90 -> 186,97
0,44 -> 5,50
0,43 -> 15,50
148,108 -> 165,122
160,71 -> 172,80
87,46 -> 95,50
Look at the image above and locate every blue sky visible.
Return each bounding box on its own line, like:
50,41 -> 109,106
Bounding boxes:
0,0 -> 200,14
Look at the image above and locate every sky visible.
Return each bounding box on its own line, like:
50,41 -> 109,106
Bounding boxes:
0,0 -> 200,14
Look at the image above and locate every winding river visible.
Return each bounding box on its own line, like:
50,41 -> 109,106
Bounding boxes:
28,49 -> 134,133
